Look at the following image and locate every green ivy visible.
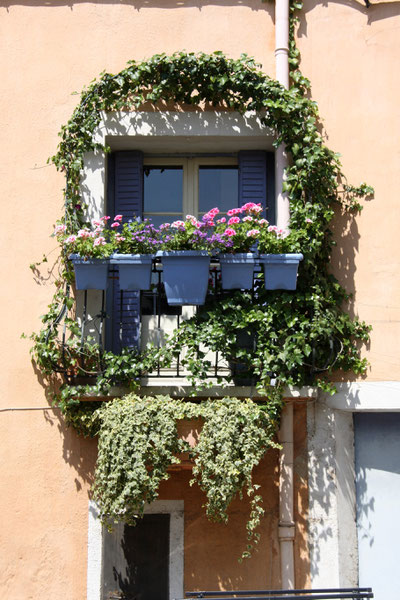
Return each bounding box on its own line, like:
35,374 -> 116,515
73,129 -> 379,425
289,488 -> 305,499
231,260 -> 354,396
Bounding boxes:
92,394 -> 281,559
30,46 -> 372,406
27,4 -> 374,557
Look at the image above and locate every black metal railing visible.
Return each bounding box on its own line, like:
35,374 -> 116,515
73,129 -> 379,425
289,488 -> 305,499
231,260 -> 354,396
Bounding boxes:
53,258 -> 261,385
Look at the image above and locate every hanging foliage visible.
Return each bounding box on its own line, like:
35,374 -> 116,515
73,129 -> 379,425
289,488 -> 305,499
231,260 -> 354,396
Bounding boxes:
92,394 -> 281,559
25,0 -> 373,560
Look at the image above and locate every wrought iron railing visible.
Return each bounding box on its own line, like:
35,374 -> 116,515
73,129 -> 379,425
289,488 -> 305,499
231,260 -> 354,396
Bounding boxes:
51,258 -> 261,385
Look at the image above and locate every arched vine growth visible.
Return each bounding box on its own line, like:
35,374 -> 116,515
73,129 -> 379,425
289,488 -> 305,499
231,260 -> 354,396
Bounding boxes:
30,46 -> 371,409
27,1 -> 372,557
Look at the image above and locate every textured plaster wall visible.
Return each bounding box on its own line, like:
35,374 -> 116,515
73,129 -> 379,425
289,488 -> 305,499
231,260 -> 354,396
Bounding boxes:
0,0 -> 399,598
297,0 -> 400,382
0,3 -> 274,598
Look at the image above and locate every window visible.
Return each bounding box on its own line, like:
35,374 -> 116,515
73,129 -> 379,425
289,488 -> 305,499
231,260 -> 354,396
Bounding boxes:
143,157 -> 239,223
106,150 -> 275,354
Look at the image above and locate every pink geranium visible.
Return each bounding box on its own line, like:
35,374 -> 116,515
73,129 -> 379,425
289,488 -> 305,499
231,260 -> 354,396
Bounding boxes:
246,229 -> 260,237
224,228 -> 237,237
65,235 -> 77,244
241,202 -> 262,214
111,222 -> 120,228
54,224 -> 67,235
227,208 -> 242,217
114,215 -> 123,221
228,216 -> 240,225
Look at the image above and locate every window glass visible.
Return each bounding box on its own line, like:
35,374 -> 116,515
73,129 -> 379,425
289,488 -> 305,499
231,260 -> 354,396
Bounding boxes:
198,166 -> 239,214
144,166 -> 183,214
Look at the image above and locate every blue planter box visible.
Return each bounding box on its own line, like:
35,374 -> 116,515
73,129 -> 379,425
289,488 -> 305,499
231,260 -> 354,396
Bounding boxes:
259,253 -> 303,290
219,253 -> 255,290
69,254 -> 109,290
156,251 -> 211,305
110,254 -> 153,291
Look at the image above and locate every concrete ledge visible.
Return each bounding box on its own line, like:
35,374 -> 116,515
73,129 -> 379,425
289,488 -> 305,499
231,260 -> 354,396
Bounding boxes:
323,381 -> 400,411
79,384 -> 318,401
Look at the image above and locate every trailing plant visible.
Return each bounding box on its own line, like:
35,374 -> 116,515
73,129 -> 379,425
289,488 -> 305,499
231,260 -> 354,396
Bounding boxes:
92,394 -> 281,559
26,22 -> 374,559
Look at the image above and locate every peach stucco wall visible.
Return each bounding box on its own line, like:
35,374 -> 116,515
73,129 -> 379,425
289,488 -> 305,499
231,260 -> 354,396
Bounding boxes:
0,0 -> 399,598
297,0 -> 400,382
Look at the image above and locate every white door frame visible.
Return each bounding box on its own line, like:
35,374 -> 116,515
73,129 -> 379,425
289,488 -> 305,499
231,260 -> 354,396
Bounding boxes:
87,499 -> 184,600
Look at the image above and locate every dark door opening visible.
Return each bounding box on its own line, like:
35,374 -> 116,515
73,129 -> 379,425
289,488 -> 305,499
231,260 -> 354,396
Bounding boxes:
102,513 -> 170,600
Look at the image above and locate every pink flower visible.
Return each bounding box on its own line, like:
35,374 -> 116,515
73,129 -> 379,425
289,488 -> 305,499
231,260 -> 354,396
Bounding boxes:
160,223 -> 170,229
203,207 -> 219,222
228,216 -> 240,225
116,236 -> 126,242
111,222 -> 120,228
224,228 -> 237,237
217,217 -> 226,224
241,202 -> 262,214
171,220 -> 185,228
77,228 -> 90,238
277,228 -> 289,239
268,225 -> 278,233
65,235 -> 77,244
306,218 -> 313,223
114,215 -> 123,221
227,208 -> 242,217
91,219 -> 102,227
54,224 -> 67,235
243,216 -> 253,222
93,236 -> 106,246
186,215 -> 200,228
259,219 -> 269,225
246,229 -> 260,237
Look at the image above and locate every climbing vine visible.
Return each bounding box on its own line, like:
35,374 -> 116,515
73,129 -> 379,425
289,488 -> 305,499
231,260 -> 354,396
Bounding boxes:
29,46 -> 371,407
27,1 -> 373,557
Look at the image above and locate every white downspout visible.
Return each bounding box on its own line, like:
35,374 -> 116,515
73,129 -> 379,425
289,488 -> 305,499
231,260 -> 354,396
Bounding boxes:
275,0 -> 291,231
275,0 -> 295,589
278,403 -> 295,588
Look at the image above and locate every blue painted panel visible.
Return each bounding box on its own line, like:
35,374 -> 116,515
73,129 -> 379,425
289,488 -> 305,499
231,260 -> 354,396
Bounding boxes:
238,150 -> 275,224
109,151 -> 143,352
354,413 -> 400,600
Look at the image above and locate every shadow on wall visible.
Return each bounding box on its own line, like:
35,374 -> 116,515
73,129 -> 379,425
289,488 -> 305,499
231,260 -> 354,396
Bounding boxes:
0,0 -> 273,12
306,402 -> 337,580
298,0 -> 400,31
39,379 -> 98,490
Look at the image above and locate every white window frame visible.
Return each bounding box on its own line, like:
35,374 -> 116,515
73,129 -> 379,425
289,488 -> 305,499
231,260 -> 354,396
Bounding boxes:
142,155 -> 238,221
81,110 -> 273,223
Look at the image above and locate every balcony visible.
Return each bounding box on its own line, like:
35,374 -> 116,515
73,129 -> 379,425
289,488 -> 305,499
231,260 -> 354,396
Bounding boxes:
52,257 -> 263,388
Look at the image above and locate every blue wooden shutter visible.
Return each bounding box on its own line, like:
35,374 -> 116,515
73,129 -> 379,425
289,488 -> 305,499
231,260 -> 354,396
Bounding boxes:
109,151 -> 143,353
238,151 -> 275,224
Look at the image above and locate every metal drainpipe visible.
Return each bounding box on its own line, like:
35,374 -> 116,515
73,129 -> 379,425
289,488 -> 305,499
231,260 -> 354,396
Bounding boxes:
275,0 -> 295,588
278,403 -> 295,588
275,0 -> 291,231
